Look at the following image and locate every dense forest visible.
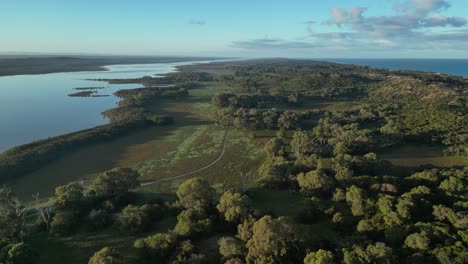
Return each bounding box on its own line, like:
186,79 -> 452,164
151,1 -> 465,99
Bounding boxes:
0,59 -> 466,263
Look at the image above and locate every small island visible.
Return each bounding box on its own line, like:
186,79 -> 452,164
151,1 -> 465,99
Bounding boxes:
68,91 -> 110,97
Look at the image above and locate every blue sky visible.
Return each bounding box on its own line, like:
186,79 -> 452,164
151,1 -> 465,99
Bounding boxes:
1,0 -> 467,58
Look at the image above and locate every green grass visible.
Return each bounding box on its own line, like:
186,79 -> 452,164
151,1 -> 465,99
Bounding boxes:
378,144 -> 467,168
140,128 -> 265,193
248,188 -> 307,218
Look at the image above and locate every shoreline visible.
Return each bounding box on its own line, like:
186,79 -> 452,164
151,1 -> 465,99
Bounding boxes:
0,59 -> 220,153
0,56 -> 225,77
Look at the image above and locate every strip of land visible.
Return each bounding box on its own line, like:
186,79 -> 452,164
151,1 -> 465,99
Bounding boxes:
0,55 -> 225,76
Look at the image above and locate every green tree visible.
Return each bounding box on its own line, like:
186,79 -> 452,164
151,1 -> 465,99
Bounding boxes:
55,182 -> 84,209
264,138 -> 284,158
303,249 -> 334,264
3,243 -> 39,264
290,131 -> 313,159
134,232 -> 177,260
176,178 -> 214,209
297,169 -> 334,196
88,247 -> 122,264
174,208 -> 212,237
343,242 -> 393,264
218,237 -> 245,259
246,215 -> 298,264
345,186 -> 368,216
439,176 -> 464,194
404,233 -> 430,251
278,111 -> 299,130
91,168 -> 139,200
170,240 -> 206,264
50,211 -> 77,236
217,191 -> 250,223
119,204 -> 157,234
237,216 -> 256,242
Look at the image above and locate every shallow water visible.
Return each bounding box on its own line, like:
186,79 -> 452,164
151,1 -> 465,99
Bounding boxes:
0,61 -> 211,152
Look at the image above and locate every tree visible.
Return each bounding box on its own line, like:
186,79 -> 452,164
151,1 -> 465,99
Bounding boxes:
246,215 -> 299,264
334,165 -> 353,181
217,191 -> 250,223
258,162 -> 291,189
88,247 -> 122,264
0,188 -> 25,242
343,242 -> 393,264
218,237 -> 245,260
237,216 -> 256,242
55,182 -> 84,209
4,243 -> 39,264
404,233 -> 430,251
176,178 -> 213,209
119,204 -> 161,234
170,240 -> 206,264
297,170 -> 334,196
278,111 -> 299,130
290,131 -> 313,159
345,185 -> 368,217
396,197 -> 415,220
439,176 -> 464,194
32,193 -> 52,231
91,168 -> 139,200
50,211 -> 77,236
87,209 -> 111,231
174,207 -> 212,237
264,138 -> 284,158
134,232 -> 177,260
304,249 -> 334,264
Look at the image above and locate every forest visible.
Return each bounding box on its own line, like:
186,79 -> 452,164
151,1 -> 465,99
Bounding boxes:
0,59 -> 466,263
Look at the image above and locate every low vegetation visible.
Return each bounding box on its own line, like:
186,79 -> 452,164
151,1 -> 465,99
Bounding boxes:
0,59 -> 466,263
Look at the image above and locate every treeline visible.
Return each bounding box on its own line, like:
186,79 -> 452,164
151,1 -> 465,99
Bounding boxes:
214,108 -> 301,130
0,117 -> 171,180
211,93 -> 301,108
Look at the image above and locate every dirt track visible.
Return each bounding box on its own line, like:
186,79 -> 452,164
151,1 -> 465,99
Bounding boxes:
140,127 -> 230,187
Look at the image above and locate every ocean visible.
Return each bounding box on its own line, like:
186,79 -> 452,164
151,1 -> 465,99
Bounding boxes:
321,59 -> 468,77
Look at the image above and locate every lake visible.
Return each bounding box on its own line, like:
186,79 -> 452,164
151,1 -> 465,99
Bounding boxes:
0,61 -> 212,152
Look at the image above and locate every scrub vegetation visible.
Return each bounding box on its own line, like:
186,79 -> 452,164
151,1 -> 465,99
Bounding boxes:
0,58 -> 466,263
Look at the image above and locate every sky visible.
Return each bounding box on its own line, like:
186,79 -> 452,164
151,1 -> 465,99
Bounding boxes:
1,0 -> 468,58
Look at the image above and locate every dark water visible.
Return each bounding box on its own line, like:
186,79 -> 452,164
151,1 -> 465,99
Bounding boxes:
322,59 -> 468,77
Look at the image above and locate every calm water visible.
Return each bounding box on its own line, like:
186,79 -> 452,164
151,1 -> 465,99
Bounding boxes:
323,59 -> 468,77
0,61 -> 211,152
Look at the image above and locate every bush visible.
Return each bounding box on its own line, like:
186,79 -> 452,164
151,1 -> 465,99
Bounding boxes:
89,247 -> 122,264
119,204 -> 162,234
87,209 -> 111,230
50,211 -> 77,236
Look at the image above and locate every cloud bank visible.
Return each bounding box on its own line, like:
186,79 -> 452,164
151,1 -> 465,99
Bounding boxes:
232,0 -> 468,54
